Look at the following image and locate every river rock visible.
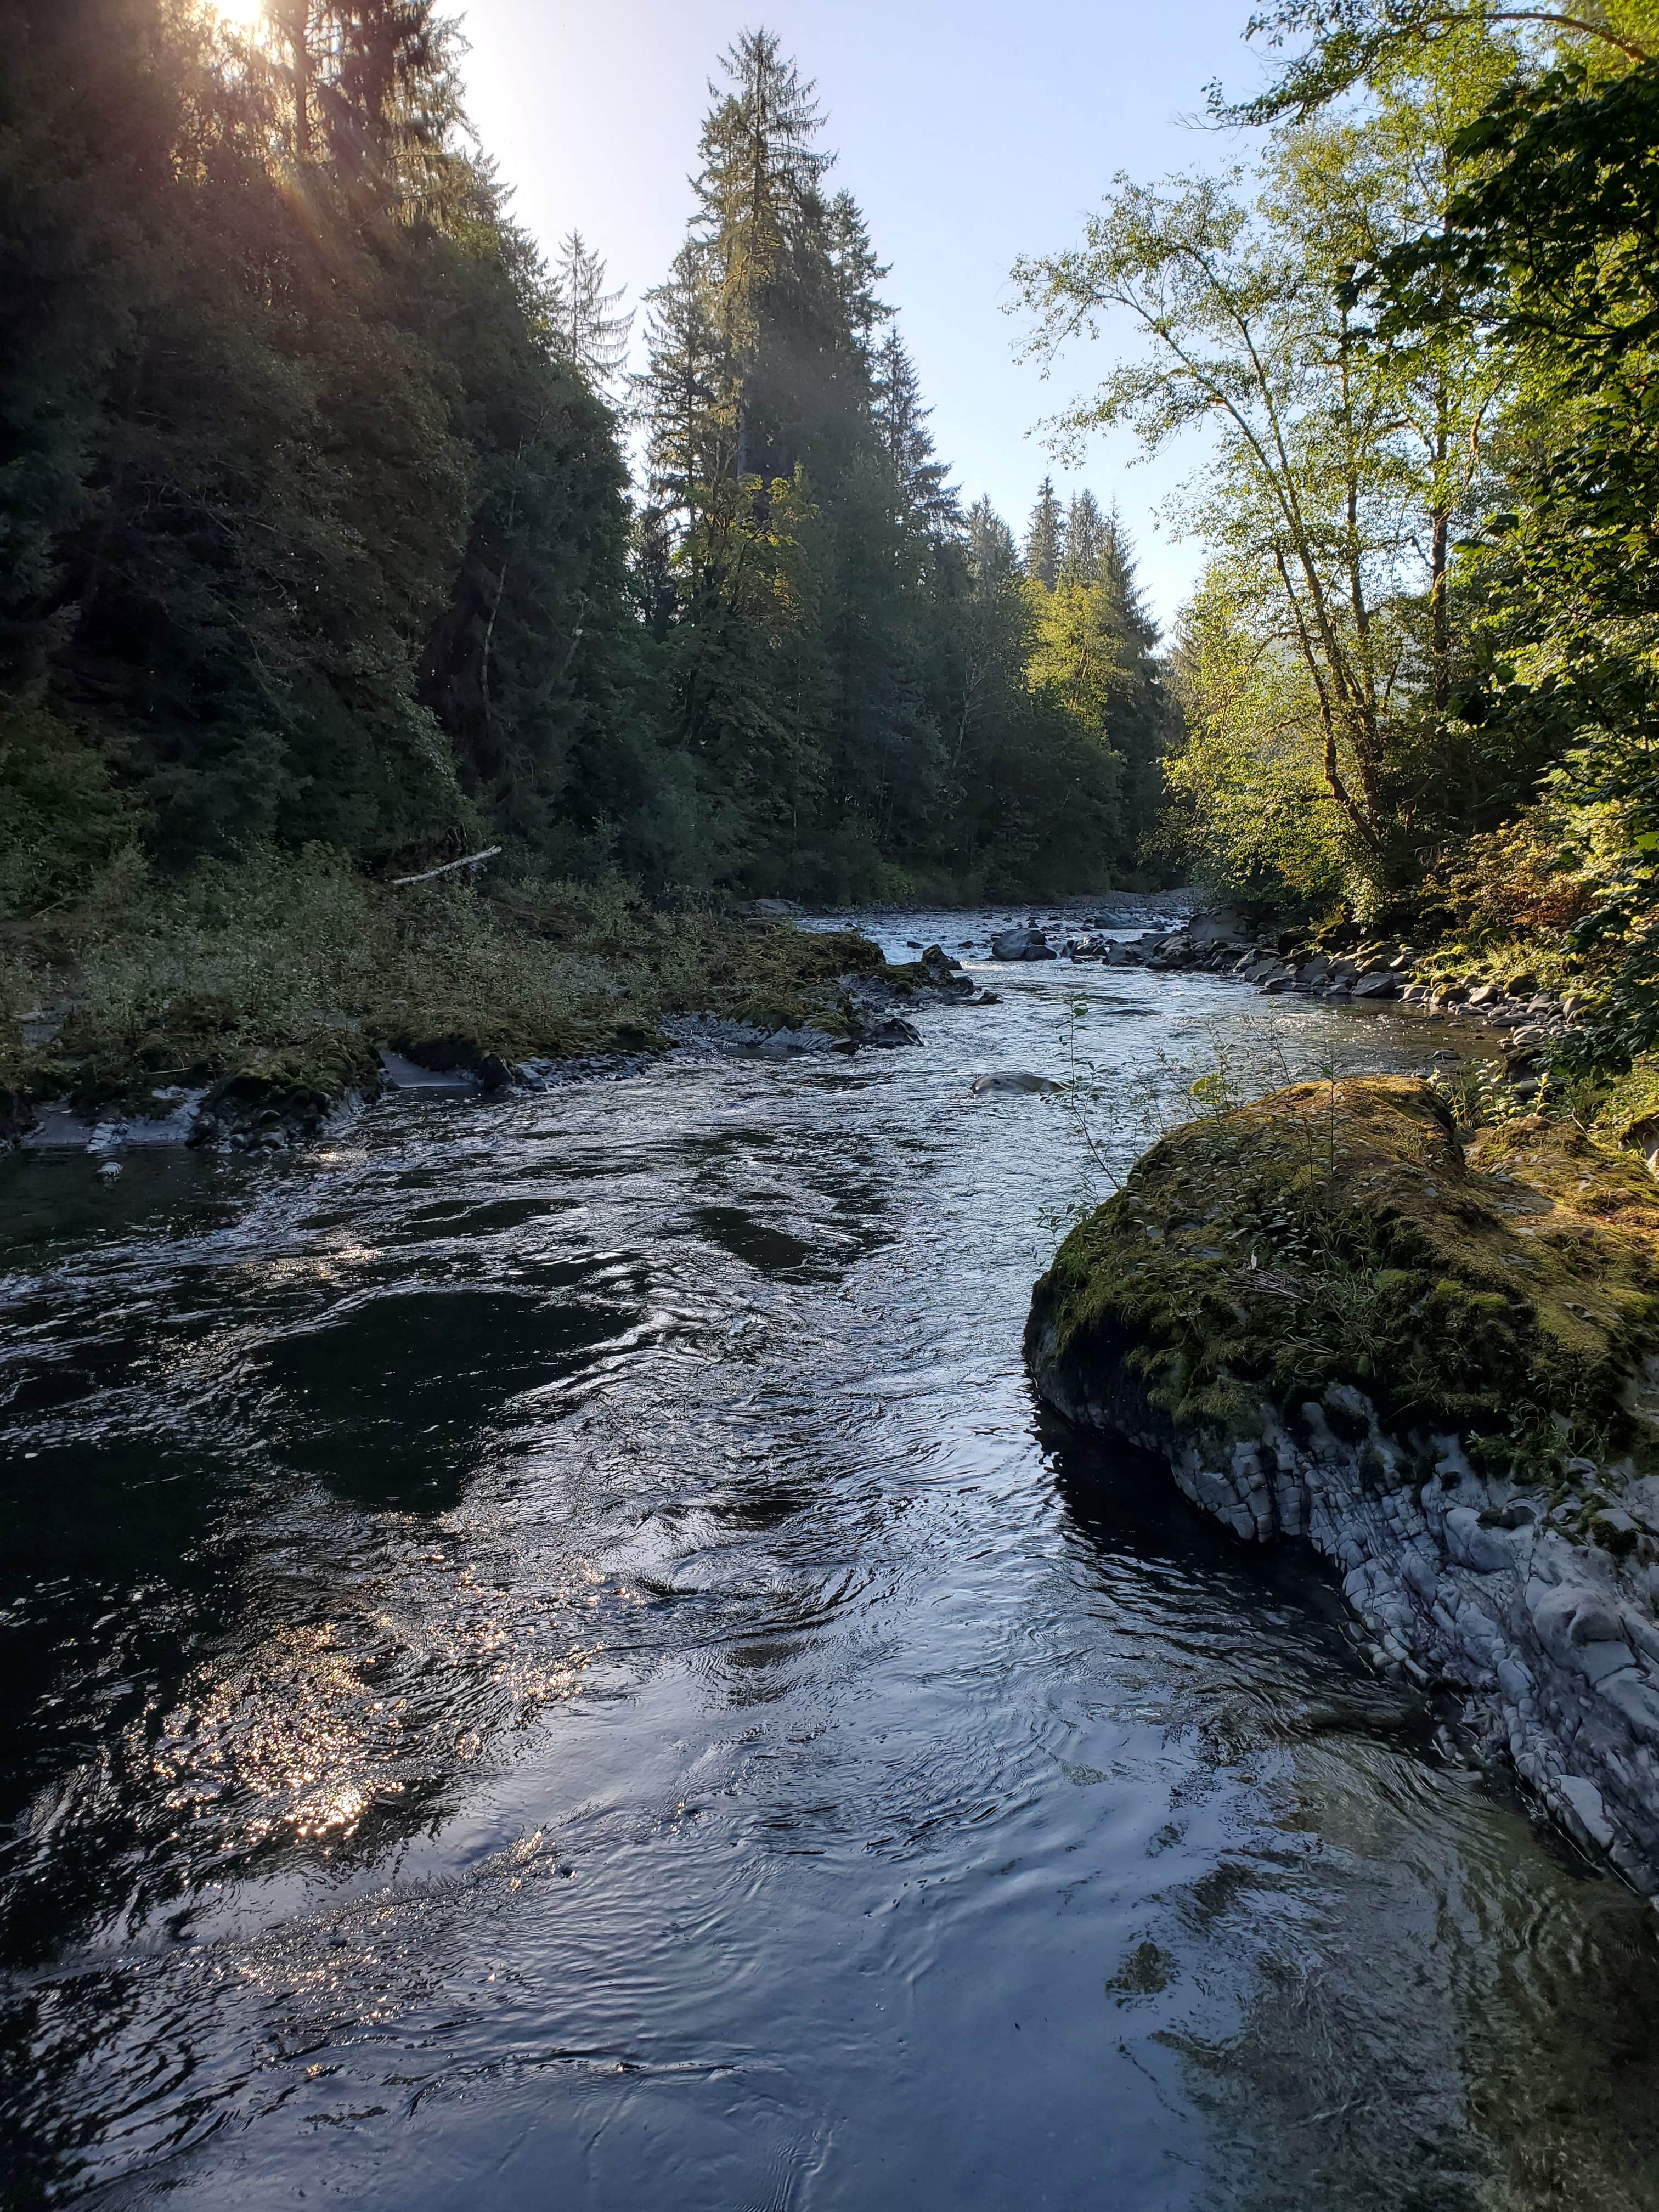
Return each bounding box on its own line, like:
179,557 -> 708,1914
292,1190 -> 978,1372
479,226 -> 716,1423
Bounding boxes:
1186,907 -> 1254,954
990,927 -> 1056,962
1025,1075 -> 1659,1891
911,945 -> 974,998
971,1072 -> 1064,1096
854,1015 -> 923,1049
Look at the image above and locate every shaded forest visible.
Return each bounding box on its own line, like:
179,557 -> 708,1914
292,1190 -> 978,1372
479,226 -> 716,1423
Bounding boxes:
0,6 -> 1173,912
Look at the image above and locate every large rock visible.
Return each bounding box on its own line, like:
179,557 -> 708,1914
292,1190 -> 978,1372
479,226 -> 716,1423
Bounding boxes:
1185,906 -> 1254,953
851,1015 -> 923,1049
990,927 -> 1057,962
1025,1076 -> 1659,1891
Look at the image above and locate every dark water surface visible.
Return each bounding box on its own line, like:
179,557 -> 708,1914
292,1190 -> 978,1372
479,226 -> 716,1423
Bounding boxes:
4,922 -> 1658,2210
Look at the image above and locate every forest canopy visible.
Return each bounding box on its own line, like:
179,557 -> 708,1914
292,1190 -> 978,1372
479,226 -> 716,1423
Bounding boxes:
0,4 -> 1172,911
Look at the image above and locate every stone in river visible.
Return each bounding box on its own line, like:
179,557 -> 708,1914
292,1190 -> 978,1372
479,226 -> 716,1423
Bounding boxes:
856,1017 -> 923,1048
990,927 -> 1057,962
971,1071 -> 1064,1096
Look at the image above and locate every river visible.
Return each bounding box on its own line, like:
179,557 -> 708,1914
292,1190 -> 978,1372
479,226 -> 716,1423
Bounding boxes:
3,915 -> 1658,2210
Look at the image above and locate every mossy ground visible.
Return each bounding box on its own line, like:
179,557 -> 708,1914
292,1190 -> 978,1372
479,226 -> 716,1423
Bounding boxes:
1035,1076 -> 1659,1476
0,847 -> 891,1120
1594,1060 -> 1659,1152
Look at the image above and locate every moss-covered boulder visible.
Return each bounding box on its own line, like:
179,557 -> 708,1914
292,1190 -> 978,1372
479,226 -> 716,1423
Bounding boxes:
1028,1076 -> 1659,1472
1026,1077 -> 1659,1891
191,1032 -> 383,1151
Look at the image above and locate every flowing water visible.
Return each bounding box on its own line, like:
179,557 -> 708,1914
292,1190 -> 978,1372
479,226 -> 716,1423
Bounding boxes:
3,917 -> 1658,2211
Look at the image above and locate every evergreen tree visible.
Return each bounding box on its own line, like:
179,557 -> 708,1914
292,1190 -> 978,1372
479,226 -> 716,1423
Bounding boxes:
1024,477 -> 1064,590
637,242 -> 726,530
1060,489 -> 1109,584
872,331 -> 960,535
1097,512 -> 1176,860
825,190 -> 891,362
0,10 -> 1150,909
550,231 -> 634,394
692,30 -> 834,478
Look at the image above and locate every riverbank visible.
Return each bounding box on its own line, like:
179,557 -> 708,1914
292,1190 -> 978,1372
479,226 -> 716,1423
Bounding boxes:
0,851 -> 991,1154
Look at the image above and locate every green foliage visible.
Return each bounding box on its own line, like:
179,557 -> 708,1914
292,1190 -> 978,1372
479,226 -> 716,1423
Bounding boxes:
1230,2 -> 1658,126
1377,57 -> 1659,1058
0,0 -> 650,882
1015,49 -> 1518,904
1016,3 -> 1659,1037
13,844 -> 893,1104
0,700 -> 132,916
1164,578 -> 1354,905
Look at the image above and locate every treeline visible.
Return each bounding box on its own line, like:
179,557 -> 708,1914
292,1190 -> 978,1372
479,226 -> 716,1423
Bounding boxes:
1014,0 -> 1659,1050
0,5 -> 1169,913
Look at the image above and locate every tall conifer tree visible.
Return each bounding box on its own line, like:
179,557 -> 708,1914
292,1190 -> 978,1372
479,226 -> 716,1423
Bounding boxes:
1060,489 -> 1109,584
1024,477 -> 1064,590
872,331 -> 960,535
551,232 -> 634,394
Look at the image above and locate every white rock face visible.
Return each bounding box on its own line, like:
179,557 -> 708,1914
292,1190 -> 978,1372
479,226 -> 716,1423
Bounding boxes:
1030,1338 -> 1659,1891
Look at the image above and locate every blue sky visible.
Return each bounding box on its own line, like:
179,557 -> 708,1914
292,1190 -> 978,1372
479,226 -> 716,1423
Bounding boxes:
458,1 -> 1272,631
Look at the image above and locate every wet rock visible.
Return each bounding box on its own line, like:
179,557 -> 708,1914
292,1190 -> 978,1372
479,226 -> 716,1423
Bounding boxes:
971,1071 -> 1064,1096
376,1050 -> 482,1098
854,1016 -> 923,1049
1350,973 -> 1398,1000
657,1014 -> 836,1059
386,1034 -> 514,1091
1025,1076 -> 1659,1891
18,1102 -> 95,1149
1144,932 -> 1193,971
990,927 -> 1056,962
914,945 -> 974,999
515,1050 -> 660,1086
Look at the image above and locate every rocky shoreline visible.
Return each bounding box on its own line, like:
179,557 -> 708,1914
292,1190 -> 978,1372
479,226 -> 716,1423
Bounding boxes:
1003,907 -> 1582,1052
1026,1076 -> 1659,1893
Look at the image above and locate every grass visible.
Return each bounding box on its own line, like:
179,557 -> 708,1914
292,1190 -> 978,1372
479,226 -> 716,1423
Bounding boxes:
0,845 -> 892,1114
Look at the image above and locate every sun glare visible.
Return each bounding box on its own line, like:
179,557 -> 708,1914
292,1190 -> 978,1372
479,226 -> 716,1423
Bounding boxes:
211,0 -> 270,32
